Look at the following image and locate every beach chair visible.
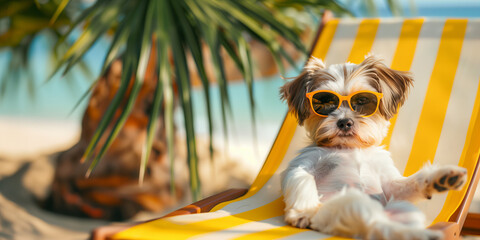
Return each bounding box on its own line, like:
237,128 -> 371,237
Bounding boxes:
95,17 -> 480,240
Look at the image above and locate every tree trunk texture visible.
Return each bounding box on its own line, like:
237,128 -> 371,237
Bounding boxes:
45,56 -> 184,220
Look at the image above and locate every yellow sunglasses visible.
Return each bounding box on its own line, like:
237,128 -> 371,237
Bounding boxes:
305,90 -> 383,117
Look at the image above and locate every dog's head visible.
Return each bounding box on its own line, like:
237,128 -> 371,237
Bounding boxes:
280,54 -> 413,148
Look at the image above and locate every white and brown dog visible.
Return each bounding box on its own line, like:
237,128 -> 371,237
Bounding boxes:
280,55 -> 467,240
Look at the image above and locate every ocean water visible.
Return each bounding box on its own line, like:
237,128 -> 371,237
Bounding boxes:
0,32 -> 109,121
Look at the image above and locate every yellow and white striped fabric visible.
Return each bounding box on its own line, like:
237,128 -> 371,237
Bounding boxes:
113,18 -> 480,240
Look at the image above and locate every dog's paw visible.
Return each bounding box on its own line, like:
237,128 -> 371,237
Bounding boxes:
284,208 -> 315,229
424,166 -> 467,199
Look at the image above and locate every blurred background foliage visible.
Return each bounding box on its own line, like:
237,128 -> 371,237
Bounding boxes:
0,0 -> 407,200
0,0 -> 93,98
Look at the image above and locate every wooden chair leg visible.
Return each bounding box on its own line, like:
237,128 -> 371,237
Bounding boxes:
429,222 -> 461,240
461,212 -> 480,236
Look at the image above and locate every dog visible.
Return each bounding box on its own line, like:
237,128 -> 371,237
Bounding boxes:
280,55 -> 467,240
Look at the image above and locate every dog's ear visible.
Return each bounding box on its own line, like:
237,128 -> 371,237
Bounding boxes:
280,57 -> 325,125
304,56 -> 326,74
359,55 -> 413,120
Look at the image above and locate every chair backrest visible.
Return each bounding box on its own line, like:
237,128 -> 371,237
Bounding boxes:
214,16 -> 480,222
113,18 -> 480,240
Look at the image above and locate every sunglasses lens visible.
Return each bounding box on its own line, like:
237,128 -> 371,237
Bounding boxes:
351,92 -> 379,116
311,92 -> 340,116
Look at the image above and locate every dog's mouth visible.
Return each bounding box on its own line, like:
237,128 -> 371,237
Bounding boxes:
314,123 -> 361,148
337,130 -> 355,137
318,132 -> 357,148
319,130 -> 356,144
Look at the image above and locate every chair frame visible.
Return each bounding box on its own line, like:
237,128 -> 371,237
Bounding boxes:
91,13 -> 480,240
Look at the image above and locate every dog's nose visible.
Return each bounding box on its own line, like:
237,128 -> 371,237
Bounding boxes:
337,118 -> 354,131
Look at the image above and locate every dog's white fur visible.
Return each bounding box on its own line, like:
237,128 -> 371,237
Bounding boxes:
280,55 -> 467,240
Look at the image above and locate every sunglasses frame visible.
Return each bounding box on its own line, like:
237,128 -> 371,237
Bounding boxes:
305,90 -> 383,117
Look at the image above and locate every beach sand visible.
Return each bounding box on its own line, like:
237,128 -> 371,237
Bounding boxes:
0,117 -> 110,240
0,116 -> 263,240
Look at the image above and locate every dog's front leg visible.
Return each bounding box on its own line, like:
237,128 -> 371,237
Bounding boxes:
383,165 -> 467,202
282,166 -> 321,228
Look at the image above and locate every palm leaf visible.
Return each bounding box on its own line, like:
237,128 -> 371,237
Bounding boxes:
49,0 -> 69,25
140,0 -> 162,185
155,0 -> 176,195
85,0 -> 148,176
234,1 -> 305,52
80,1 -> 144,166
168,0 -> 201,200
203,25 -> 232,146
67,80 -> 96,117
58,1 -> 129,78
54,0 -> 108,48
49,0 -> 351,200
173,0 -> 215,161
189,1 -> 234,145
237,37 -> 258,150
386,0 -> 404,16
218,33 -> 245,74
98,12 -> 132,77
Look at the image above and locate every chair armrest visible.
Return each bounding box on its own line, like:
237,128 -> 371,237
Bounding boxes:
163,188 -> 248,217
90,188 -> 248,240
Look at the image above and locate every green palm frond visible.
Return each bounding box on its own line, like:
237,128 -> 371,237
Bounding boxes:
52,0 -> 349,200
0,0 -> 91,98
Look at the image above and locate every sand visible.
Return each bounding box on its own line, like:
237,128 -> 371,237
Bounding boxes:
0,117 -> 110,240
0,116 -> 263,240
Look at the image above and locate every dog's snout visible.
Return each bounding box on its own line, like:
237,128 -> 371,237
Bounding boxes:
337,118 -> 354,131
